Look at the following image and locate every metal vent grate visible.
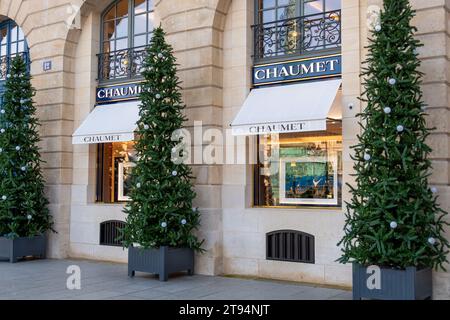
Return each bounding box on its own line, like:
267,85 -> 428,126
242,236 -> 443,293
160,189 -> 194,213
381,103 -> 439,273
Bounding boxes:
100,220 -> 126,247
266,230 -> 315,264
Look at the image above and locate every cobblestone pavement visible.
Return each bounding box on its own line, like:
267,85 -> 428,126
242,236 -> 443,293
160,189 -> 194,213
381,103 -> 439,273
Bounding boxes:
0,259 -> 351,300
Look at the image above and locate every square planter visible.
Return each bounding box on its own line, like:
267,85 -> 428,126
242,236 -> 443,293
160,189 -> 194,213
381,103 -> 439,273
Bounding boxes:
0,235 -> 46,263
352,263 -> 432,300
128,246 -> 194,281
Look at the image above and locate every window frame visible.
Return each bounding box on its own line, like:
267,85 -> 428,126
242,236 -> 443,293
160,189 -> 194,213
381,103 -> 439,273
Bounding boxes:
253,125 -> 343,209
0,19 -> 30,102
100,0 -> 155,54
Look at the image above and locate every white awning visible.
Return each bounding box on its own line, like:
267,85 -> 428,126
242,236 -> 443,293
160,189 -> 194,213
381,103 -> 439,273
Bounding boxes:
231,79 -> 342,135
72,101 -> 140,144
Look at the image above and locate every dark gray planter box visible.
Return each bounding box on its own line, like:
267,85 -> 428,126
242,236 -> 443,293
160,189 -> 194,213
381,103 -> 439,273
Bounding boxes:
0,235 -> 46,263
128,246 -> 194,281
353,263 -> 432,300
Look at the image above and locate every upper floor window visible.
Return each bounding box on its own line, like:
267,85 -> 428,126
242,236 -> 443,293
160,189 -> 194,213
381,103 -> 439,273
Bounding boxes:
254,0 -> 341,61
0,19 -> 29,82
98,0 -> 154,82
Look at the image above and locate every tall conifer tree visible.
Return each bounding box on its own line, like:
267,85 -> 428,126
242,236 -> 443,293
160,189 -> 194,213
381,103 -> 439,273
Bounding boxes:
338,0 -> 449,269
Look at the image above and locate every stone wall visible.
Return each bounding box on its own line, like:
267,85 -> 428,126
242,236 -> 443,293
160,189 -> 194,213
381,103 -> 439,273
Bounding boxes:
0,0 -> 448,299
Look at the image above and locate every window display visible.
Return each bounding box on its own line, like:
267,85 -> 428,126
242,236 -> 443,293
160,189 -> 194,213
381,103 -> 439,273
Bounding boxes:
254,121 -> 342,207
97,141 -> 136,203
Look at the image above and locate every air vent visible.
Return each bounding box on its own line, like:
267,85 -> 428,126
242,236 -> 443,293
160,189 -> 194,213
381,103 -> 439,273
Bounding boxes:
266,230 -> 315,264
100,220 -> 126,247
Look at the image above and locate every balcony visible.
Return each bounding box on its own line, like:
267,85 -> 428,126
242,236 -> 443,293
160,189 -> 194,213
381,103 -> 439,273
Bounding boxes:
253,10 -> 341,62
97,46 -> 147,83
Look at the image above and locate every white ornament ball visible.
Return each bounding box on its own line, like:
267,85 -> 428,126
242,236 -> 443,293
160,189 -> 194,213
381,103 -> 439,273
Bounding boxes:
383,107 -> 391,114
21,166 -> 26,172
2,195 -> 6,201
388,78 -> 397,85
161,222 -> 167,228
428,237 -> 436,246
181,219 -> 187,225
0,109 -> 5,114
6,74 -> 10,79
0,148 -> 2,153
172,170 -> 178,177
364,154 -> 371,161
396,125 -> 404,133
15,146 -> 21,151
143,124 -> 149,130
158,53 -> 164,58
136,183 -> 141,188
155,94 -> 161,99
390,221 -> 398,229
0,129 -> 5,133
27,215 -> 32,220
431,187 -> 438,194
374,25 -> 382,32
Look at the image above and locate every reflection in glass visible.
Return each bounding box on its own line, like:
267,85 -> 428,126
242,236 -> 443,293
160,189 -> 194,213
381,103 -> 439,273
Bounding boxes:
104,21 -> 116,41
117,0 -> 129,18
0,28 -> 7,45
115,17 -> 128,38
134,0 -> 147,15
134,34 -> 146,47
134,13 -> 147,35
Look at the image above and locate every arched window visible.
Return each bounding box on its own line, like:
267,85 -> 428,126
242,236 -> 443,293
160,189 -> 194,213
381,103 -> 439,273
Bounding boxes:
99,0 -> 154,82
0,19 -> 29,102
0,19 -> 29,80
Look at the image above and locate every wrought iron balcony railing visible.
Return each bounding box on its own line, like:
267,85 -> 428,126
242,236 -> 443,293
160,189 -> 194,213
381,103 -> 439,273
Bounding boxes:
0,52 -> 30,81
253,10 -> 341,62
97,46 -> 147,83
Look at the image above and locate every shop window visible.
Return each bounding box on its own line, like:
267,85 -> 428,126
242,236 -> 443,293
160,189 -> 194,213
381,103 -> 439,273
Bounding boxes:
98,0 -> 154,82
254,121 -> 342,207
97,141 -> 137,203
254,0 -> 341,61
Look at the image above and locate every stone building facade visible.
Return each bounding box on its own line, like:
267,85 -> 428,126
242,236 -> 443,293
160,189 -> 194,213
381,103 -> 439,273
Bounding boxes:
0,0 -> 449,299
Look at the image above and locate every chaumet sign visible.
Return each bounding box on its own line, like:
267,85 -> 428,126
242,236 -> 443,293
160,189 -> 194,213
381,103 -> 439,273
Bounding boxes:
253,54 -> 341,86
96,82 -> 144,104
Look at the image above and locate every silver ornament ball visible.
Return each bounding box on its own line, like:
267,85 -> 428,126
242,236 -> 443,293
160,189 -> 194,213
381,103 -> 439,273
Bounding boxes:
390,221 -> 398,229
383,107 -> 391,114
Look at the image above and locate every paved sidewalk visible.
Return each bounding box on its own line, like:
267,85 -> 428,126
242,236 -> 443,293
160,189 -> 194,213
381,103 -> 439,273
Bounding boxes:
0,259 -> 351,300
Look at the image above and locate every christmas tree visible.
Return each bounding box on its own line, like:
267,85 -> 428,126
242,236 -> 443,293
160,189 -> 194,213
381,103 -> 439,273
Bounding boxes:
122,27 -> 203,251
338,0 -> 449,270
0,56 -> 52,239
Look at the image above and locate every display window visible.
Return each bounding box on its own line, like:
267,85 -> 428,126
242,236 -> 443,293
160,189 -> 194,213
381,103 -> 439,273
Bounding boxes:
97,141 -> 136,203
254,121 -> 342,207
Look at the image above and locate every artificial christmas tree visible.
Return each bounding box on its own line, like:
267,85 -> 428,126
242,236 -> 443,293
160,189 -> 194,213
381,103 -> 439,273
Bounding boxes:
338,0 -> 449,300
0,56 -> 52,263
123,27 -> 203,281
